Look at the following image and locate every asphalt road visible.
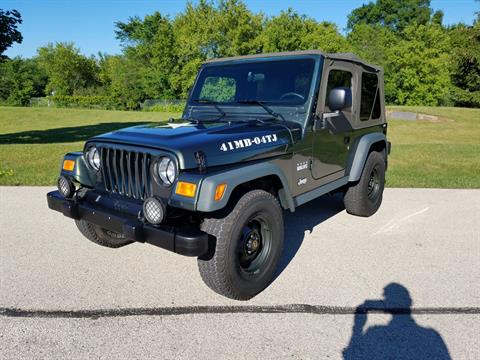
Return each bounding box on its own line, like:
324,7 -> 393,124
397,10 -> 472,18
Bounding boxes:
1,187 -> 479,359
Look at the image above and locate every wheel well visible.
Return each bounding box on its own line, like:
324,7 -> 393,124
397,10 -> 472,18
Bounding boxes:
369,140 -> 386,155
225,175 -> 284,210
202,175 -> 286,219
368,140 -> 388,169
233,175 -> 283,197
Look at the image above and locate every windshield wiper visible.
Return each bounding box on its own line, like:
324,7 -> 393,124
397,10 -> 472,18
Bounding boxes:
237,99 -> 286,122
191,99 -> 227,122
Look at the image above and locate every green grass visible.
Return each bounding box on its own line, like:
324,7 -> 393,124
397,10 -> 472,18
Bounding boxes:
0,107 -> 175,185
0,106 -> 479,187
387,106 -> 480,188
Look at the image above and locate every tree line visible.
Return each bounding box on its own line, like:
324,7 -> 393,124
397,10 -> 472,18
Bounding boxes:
0,0 -> 479,110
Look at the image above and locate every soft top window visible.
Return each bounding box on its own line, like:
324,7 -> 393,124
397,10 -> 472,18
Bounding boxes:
360,72 -> 381,121
324,69 -> 352,111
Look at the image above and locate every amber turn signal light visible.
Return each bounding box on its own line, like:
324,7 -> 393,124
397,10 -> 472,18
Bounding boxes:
63,159 -> 75,171
175,181 -> 197,198
214,183 -> 227,201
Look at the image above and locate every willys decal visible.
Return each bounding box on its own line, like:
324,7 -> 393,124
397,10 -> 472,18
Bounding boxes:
220,134 -> 278,152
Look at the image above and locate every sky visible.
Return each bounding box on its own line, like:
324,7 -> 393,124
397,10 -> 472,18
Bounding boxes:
3,0 -> 478,58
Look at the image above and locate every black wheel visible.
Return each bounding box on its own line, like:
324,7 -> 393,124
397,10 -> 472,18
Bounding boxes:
197,189 -> 284,300
344,151 -> 385,217
75,219 -> 133,248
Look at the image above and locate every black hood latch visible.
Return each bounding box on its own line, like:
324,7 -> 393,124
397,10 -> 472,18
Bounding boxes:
194,151 -> 207,174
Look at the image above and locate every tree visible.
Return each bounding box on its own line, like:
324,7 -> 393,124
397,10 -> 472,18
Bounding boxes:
0,9 -> 22,57
99,54 -> 144,110
261,9 -> 349,53
216,0 -> 263,56
260,9 -> 305,52
348,24 -> 397,66
171,0 -> 262,97
448,22 -> 480,107
347,0 -> 442,33
385,24 -> 450,105
116,12 -> 177,99
0,57 -> 47,105
37,42 -> 99,95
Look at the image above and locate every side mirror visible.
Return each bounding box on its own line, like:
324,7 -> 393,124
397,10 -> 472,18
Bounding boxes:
328,87 -> 352,112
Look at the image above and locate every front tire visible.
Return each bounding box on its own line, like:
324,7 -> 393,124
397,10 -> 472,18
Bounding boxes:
198,190 -> 284,300
344,151 -> 385,217
75,219 -> 133,248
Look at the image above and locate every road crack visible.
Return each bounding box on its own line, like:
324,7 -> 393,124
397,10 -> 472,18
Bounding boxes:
1,304 -> 479,319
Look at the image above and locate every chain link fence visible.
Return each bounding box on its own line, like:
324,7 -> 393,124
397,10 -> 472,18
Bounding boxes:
28,97 -> 186,112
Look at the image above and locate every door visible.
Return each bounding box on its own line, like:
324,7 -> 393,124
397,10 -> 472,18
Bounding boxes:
311,62 -> 355,180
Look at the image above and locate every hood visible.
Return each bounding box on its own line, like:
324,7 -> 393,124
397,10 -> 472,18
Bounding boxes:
89,120 -> 302,169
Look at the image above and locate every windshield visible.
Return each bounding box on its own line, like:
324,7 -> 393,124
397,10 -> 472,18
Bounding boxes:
188,58 -> 317,112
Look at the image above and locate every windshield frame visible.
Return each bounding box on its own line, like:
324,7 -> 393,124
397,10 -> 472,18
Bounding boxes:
184,55 -> 323,128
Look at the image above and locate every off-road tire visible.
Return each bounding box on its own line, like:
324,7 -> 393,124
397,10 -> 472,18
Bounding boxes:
197,190 -> 284,300
75,219 -> 133,248
344,151 -> 385,217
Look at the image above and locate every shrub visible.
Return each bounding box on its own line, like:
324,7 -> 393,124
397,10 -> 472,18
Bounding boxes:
29,95 -> 117,110
141,99 -> 185,113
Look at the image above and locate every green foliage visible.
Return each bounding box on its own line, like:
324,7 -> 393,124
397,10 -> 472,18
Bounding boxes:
47,95 -> 115,109
385,24 -> 451,106
0,57 -> 47,105
348,22 -> 453,106
0,0 -> 479,109
98,54 -> 145,110
0,9 -> 22,56
116,12 -> 177,101
171,0 -> 263,97
0,163 -> 14,178
199,77 -> 236,102
142,101 -> 185,113
37,42 -> 99,96
448,23 -> 480,107
347,0 -> 439,32
348,24 -> 397,66
261,9 -> 349,53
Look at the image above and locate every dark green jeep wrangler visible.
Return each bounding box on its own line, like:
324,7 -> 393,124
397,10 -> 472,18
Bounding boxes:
48,50 -> 391,300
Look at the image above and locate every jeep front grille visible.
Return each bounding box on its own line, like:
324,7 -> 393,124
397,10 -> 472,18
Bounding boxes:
99,147 -> 153,200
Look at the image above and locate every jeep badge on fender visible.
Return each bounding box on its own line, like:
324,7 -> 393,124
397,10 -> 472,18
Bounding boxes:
47,50 -> 391,300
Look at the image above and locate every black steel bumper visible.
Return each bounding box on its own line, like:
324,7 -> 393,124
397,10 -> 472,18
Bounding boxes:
46,191 -> 209,257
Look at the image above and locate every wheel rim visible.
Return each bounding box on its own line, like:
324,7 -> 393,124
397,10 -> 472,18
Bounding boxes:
367,165 -> 381,202
238,214 -> 273,275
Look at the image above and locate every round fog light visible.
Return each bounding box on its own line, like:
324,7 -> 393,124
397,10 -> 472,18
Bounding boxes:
143,197 -> 165,225
58,176 -> 75,198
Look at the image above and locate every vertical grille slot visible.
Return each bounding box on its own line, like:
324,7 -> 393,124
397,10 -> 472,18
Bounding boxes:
100,147 -> 152,199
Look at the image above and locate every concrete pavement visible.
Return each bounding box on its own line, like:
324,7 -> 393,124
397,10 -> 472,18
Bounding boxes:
1,187 -> 479,359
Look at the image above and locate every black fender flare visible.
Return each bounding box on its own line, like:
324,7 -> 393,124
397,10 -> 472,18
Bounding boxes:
195,162 -> 295,212
347,133 -> 387,182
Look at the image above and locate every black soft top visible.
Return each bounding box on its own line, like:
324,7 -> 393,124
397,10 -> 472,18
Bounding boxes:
204,50 -> 382,72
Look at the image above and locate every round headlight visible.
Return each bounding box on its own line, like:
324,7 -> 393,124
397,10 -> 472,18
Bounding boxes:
155,157 -> 177,186
86,146 -> 100,171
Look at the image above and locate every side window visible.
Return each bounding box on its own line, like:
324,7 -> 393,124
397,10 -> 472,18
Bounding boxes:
325,70 -> 352,110
360,72 -> 381,121
199,76 -> 236,102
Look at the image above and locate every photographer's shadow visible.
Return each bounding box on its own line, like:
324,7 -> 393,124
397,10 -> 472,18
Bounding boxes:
275,193 -> 345,278
343,283 -> 451,360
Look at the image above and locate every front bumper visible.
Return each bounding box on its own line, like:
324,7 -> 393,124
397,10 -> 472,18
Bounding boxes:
46,191 -> 209,257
